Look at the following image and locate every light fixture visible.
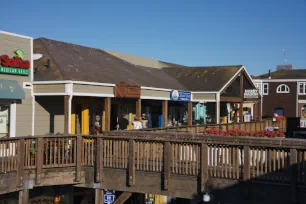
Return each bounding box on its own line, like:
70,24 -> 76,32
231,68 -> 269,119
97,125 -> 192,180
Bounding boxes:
33,53 -> 43,60
203,192 -> 211,202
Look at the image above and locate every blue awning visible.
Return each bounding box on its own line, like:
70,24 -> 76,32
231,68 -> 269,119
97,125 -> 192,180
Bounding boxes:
0,79 -> 25,99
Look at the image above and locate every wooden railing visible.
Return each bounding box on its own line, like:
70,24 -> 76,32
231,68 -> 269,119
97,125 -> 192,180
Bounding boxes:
0,131 -> 304,195
139,118 -> 287,134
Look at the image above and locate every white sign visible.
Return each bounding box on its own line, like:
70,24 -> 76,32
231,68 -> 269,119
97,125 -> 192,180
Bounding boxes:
301,120 -> 306,128
0,116 -> 7,134
244,89 -> 258,98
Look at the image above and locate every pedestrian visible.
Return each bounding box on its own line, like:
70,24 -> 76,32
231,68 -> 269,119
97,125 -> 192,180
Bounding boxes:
118,114 -> 129,130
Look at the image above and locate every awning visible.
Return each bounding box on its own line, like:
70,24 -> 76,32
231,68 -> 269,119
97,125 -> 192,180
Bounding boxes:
0,79 -> 25,99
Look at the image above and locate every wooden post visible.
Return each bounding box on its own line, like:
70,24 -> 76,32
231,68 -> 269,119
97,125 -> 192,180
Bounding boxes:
243,145 -> 251,198
188,102 -> 193,126
216,101 -> 220,124
76,136 -> 82,182
163,142 -> 171,190
36,138 -> 44,185
136,99 -> 141,119
64,96 -> 69,134
240,72 -> 244,123
128,139 -> 135,187
290,148 -> 297,204
19,189 -> 29,204
95,189 -> 104,204
200,144 -> 209,192
240,102 -> 243,123
104,98 -> 111,132
17,138 -> 25,187
96,137 -> 104,183
162,100 -> 168,128
71,103 -> 76,134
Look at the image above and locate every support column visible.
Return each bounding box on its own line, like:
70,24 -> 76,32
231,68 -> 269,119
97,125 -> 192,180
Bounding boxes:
19,189 -> 29,204
240,102 -> 243,123
240,72 -> 244,123
82,104 -> 89,135
64,96 -> 69,134
258,98 -> 262,120
95,189 -> 104,204
253,103 -> 257,121
136,99 -> 141,119
71,103 -> 76,134
188,102 -> 193,126
162,100 -> 168,127
104,98 -> 111,132
216,94 -> 220,124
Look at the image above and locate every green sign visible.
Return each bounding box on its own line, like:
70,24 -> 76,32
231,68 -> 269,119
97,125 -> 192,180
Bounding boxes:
0,66 -> 30,76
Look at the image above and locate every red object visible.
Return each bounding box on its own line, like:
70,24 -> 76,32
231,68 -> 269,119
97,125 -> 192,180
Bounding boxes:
202,128 -> 285,138
0,55 -> 30,69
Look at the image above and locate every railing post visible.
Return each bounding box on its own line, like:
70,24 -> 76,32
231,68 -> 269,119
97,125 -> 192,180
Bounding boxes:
36,138 -> 44,185
17,138 -> 25,187
76,136 -> 82,182
290,148 -> 297,204
200,143 -> 208,192
128,139 -> 135,187
19,189 -> 29,204
96,137 -> 104,183
243,145 -> 251,198
195,124 -> 199,134
163,142 -> 171,190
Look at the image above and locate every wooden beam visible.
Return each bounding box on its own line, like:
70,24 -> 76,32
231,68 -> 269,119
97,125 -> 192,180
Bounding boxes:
136,99 -> 141,119
71,103 -> 76,134
114,192 -> 132,204
290,148 -> 297,204
200,143 -> 208,192
188,102 -> 193,126
82,104 -> 89,135
162,100 -> 168,128
64,96 -> 69,134
19,189 -> 29,204
128,140 -> 135,186
163,142 -> 171,190
95,189 -> 104,204
96,137 -> 104,182
36,138 -> 44,185
104,97 -> 111,132
16,138 -> 25,187
76,136 -> 82,182
220,96 -> 242,103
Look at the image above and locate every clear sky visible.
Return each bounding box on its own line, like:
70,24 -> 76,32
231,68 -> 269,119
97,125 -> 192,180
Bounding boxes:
1,0 -> 306,75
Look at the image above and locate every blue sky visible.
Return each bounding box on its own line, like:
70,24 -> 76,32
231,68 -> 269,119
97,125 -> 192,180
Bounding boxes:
1,0 -> 306,75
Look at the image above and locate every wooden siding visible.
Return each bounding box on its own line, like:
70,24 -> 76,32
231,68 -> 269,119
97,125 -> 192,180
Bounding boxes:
33,84 -> 65,93
192,93 -> 216,101
73,84 -> 114,95
141,89 -> 170,99
262,82 -> 297,118
34,96 -> 65,135
0,33 -> 32,137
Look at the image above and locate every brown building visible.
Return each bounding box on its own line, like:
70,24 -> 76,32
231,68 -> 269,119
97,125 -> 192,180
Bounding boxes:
253,67 -> 306,126
32,37 -> 260,135
0,30 -> 34,137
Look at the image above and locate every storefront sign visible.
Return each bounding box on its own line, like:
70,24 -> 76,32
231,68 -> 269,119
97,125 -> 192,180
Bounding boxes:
170,90 -> 191,101
0,116 -> 7,134
115,82 -> 140,98
244,89 -> 258,99
0,50 -> 30,76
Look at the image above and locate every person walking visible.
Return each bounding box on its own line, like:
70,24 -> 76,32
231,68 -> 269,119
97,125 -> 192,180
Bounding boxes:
118,114 -> 129,130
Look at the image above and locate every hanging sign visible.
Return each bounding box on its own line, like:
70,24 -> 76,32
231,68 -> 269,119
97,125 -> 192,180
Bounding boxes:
0,50 -> 30,76
170,90 -> 191,101
244,89 -> 258,99
115,82 -> 140,98
0,116 -> 7,134
104,192 -> 115,203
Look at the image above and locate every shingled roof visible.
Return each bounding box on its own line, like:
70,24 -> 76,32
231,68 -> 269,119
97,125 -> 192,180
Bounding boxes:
253,69 -> 306,80
162,65 -> 243,91
34,37 -> 244,92
34,38 -> 186,90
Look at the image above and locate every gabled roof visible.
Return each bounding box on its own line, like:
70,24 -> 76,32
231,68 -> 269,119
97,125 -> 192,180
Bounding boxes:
34,38 -> 186,90
34,37 -> 245,92
162,65 -> 243,91
253,69 -> 306,80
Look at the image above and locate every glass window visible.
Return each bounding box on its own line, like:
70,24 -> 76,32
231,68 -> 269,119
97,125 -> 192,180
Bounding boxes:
276,84 -> 290,93
300,83 -> 304,94
0,104 -> 10,138
263,83 -> 269,95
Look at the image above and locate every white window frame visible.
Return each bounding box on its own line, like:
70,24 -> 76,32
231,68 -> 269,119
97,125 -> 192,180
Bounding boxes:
276,84 -> 290,93
263,83 -> 269,95
298,82 -> 306,95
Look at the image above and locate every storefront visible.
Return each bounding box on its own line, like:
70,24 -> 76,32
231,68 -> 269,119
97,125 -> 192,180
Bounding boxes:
0,31 -> 34,137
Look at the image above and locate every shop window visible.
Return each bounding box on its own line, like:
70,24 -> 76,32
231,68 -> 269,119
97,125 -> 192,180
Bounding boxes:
276,84 -> 290,93
0,104 -> 10,138
263,83 -> 269,95
298,82 -> 306,94
275,107 -> 284,116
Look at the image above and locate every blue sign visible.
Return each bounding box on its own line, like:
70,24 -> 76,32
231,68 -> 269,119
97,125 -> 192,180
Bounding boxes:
104,192 -> 115,203
170,90 -> 191,102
